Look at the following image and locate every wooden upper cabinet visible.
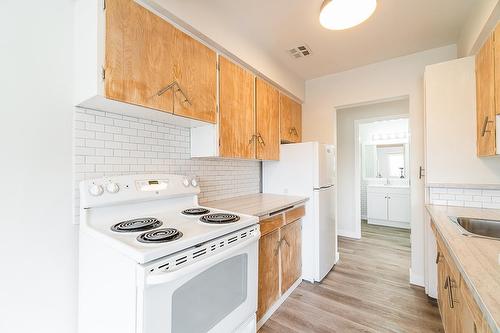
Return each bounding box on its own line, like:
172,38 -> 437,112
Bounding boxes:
104,0 -> 216,122
105,0 -> 175,113
172,29 -> 217,123
256,78 -> 280,160
496,23 -> 500,116
280,94 -> 302,143
219,56 -> 255,159
476,33 -> 496,156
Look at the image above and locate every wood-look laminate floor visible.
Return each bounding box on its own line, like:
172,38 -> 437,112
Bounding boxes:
259,222 -> 444,333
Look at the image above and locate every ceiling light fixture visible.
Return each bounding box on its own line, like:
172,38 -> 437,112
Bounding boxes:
319,0 -> 377,30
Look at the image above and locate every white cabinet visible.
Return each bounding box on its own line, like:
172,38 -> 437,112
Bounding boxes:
367,192 -> 387,220
388,193 -> 411,223
367,185 -> 410,229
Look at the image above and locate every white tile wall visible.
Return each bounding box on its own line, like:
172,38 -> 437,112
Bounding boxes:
74,108 -> 261,220
428,187 -> 500,209
360,179 -> 367,218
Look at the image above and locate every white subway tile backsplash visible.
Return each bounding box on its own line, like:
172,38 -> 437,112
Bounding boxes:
105,125 -> 121,134
74,108 -> 260,220
463,189 -> 482,195
473,196 -> 491,203
483,202 -> 500,209
464,201 -> 482,208
429,186 -> 500,209
454,194 -> 473,201
483,190 -> 500,197
446,188 -> 463,195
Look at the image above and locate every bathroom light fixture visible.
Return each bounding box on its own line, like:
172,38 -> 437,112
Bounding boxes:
319,0 -> 377,30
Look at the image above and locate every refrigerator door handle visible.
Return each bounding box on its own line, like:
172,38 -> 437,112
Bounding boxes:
314,184 -> 334,190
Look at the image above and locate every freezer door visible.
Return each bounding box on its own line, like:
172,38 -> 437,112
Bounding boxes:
316,144 -> 336,188
315,185 -> 336,281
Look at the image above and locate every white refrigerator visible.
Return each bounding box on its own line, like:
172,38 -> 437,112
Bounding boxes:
263,142 -> 338,283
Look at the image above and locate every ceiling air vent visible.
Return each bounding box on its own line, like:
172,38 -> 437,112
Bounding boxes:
287,44 -> 312,59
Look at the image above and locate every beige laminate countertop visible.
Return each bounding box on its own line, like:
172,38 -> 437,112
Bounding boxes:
426,205 -> 500,333
203,193 -> 308,218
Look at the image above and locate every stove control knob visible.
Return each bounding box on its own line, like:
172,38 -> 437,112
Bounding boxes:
106,182 -> 120,194
89,184 -> 104,196
182,178 -> 190,187
191,178 -> 198,187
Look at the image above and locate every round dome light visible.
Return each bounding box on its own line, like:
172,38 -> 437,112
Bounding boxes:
319,0 -> 377,30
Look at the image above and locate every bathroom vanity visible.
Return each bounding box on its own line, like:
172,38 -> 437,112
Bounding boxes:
367,184 -> 410,229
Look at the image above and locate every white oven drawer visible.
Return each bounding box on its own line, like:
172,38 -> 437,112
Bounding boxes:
137,226 -> 259,333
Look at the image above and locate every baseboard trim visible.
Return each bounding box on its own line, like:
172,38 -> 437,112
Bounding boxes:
368,218 -> 410,229
256,277 -> 302,330
338,229 -> 361,239
409,268 -> 425,287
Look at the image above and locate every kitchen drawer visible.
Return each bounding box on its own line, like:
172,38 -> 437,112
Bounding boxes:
284,206 -> 305,225
259,214 -> 284,236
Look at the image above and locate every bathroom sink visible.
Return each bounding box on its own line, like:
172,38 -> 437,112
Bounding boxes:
449,216 -> 500,240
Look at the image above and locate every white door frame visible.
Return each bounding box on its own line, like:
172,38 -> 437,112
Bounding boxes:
353,113 -> 410,239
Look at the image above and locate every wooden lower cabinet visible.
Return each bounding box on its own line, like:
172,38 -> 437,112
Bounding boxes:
280,220 -> 302,293
434,227 -> 493,333
436,244 -> 459,333
257,229 -> 280,320
257,206 -> 305,323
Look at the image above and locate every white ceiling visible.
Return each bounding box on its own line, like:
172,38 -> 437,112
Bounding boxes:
156,0 -> 481,80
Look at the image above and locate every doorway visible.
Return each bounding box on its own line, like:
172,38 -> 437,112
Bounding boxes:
336,97 -> 410,239
358,117 -> 410,233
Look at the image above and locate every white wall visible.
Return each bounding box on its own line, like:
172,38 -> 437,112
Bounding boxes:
458,0 -> 500,57
303,45 -> 457,286
337,100 -> 409,238
141,0 -> 305,101
425,56 -> 500,185
0,1 -> 76,333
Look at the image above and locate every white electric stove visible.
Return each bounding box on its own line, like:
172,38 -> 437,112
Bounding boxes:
78,174 -> 260,333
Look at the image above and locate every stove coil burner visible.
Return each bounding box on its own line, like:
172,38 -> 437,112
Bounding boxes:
137,228 -> 183,243
199,213 -> 240,224
181,208 -> 210,216
111,217 -> 163,233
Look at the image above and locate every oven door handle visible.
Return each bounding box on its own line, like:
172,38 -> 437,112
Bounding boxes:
146,233 -> 260,286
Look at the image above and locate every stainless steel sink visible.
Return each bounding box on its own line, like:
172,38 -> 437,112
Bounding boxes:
449,216 -> 500,240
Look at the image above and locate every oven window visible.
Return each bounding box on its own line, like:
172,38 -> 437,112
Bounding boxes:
172,254 -> 248,333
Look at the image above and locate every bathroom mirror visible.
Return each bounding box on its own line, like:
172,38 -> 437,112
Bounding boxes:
362,143 -> 408,179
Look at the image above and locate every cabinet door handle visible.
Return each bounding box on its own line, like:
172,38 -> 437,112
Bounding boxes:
481,116 -> 493,137
281,237 -> 290,248
257,133 -> 266,146
444,276 -> 457,309
248,134 -> 257,145
157,80 -> 192,105
419,166 -> 425,179
274,239 -> 282,255
435,251 -> 441,264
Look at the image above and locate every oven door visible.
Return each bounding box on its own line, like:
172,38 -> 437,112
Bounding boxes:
137,228 -> 259,333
